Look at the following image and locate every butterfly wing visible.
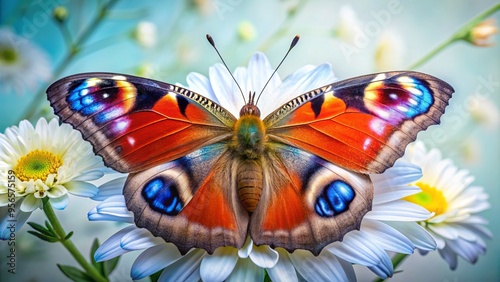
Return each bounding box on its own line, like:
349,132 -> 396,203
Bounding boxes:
250,145 -> 373,255
124,143 -> 249,255
264,71 -> 454,174
47,72 -> 236,173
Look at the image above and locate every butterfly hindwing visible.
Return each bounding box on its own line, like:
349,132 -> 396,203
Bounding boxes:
47,72 -> 236,173
264,71 -> 454,174
124,143 -> 249,255
249,145 -> 373,255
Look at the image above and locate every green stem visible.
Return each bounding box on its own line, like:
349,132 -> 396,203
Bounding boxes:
374,253 -> 409,282
20,0 -> 120,121
409,3 -> 500,69
43,200 -> 107,282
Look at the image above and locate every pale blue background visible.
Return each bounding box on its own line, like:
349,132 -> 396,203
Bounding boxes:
0,0 -> 499,281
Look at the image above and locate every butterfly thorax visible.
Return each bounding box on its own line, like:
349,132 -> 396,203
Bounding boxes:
231,104 -> 267,213
232,107 -> 266,159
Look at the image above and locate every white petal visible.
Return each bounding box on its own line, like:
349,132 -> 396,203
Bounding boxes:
226,257 -> 264,282
367,200 -> 431,221
72,169 -> 104,181
20,194 -> 41,212
0,205 -> 32,239
200,247 -> 238,281
131,244 -> 182,280
121,228 -> 165,250
95,195 -> 133,217
92,177 -> 127,201
328,231 -> 384,266
267,249 -> 298,282
386,222 -> 436,251
65,181 -> 98,198
372,185 -> 421,205
50,194 -> 69,210
238,236 -> 253,258
361,219 -> 414,254
95,226 -> 136,262
186,72 -> 218,102
209,64 -> 239,116
290,249 -> 349,281
368,261 -> 393,279
87,207 -> 134,223
427,224 -> 459,240
446,237 -> 485,264
249,244 -> 279,268
438,243 -> 458,270
158,249 -> 205,282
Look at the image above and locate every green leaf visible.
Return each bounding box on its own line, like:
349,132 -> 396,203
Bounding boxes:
149,269 -> 162,282
90,238 -> 104,276
27,221 -> 55,237
103,255 -> 120,276
64,231 -> 74,241
27,230 -> 59,243
44,220 -> 56,235
57,264 -> 94,282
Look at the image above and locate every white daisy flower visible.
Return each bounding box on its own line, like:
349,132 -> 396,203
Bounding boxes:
334,5 -> 363,45
0,118 -> 105,239
0,28 -> 51,95
89,52 -> 437,281
403,141 -> 492,269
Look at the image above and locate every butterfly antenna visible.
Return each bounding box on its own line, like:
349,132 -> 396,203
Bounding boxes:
206,34 -> 246,103
255,35 -> 300,105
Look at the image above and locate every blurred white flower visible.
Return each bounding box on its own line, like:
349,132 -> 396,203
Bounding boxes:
335,5 -> 363,45
374,30 -> 405,71
403,141 -> 492,270
133,21 -> 157,48
237,20 -> 257,42
0,118 -> 105,239
0,29 -> 51,95
459,137 -> 481,164
468,96 -> 500,130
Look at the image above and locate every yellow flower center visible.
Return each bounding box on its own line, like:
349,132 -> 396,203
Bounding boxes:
404,182 -> 448,216
14,150 -> 63,182
0,46 -> 18,65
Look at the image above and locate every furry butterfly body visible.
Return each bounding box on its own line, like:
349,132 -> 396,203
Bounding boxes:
47,70 -> 453,255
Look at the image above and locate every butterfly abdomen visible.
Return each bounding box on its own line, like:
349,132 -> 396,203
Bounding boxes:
237,160 -> 263,213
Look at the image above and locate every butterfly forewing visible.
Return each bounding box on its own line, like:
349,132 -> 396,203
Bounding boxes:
47,72 -> 236,173
264,71 -> 454,174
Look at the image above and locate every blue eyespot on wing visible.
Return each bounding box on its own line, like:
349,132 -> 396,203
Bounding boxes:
315,180 -> 355,217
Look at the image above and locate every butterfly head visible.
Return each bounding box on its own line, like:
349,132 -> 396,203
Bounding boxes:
239,91 -> 261,118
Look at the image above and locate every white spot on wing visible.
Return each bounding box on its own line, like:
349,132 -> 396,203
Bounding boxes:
372,73 -> 387,82
363,138 -> 372,150
397,105 -> 408,112
112,75 -> 127,80
127,136 -> 135,146
397,76 -> 414,83
369,119 -> 386,135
